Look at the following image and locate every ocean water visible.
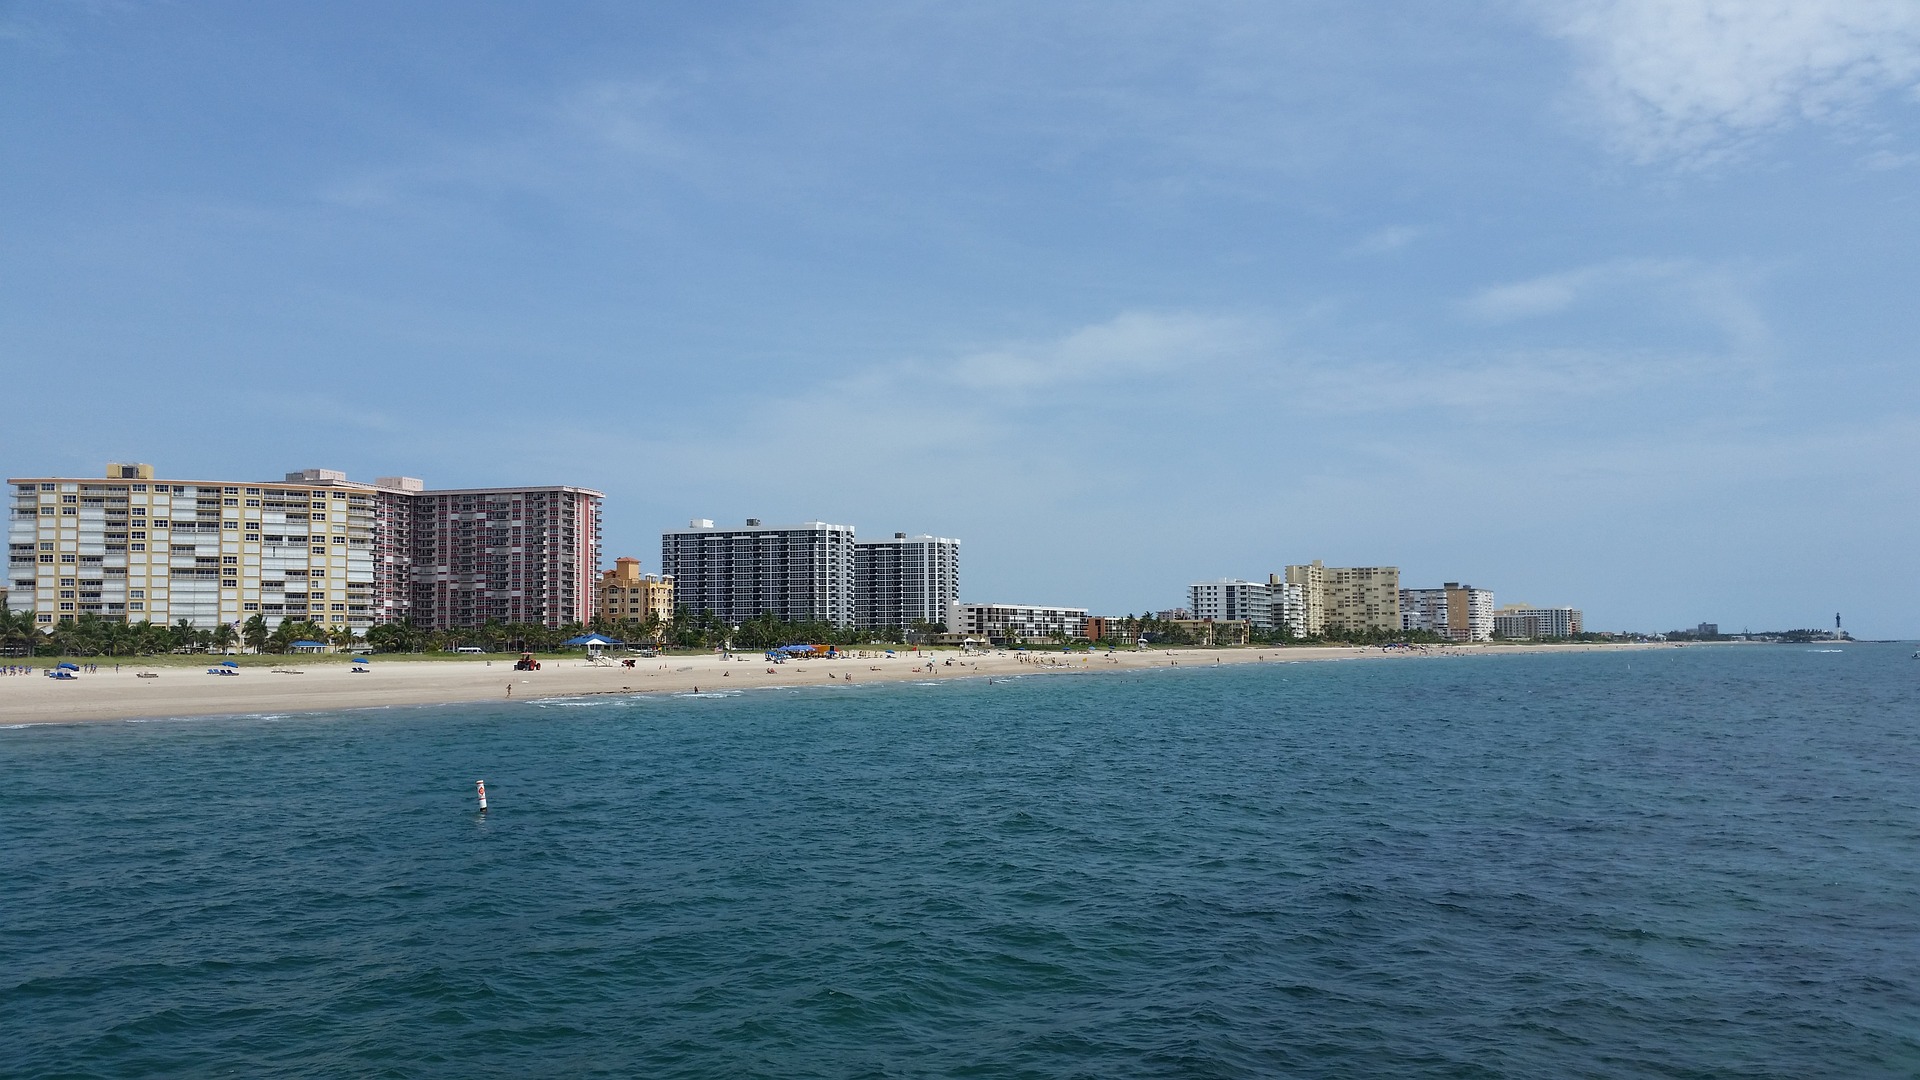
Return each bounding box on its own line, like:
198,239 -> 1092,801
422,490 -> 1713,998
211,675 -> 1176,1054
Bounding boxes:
3,645 -> 1918,1078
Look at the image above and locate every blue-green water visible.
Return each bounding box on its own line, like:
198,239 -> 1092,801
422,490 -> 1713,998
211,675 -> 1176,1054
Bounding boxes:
4,645 -> 1918,1078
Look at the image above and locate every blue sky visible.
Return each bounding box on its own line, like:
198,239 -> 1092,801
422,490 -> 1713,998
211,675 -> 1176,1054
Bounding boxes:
5,1 -> 1918,635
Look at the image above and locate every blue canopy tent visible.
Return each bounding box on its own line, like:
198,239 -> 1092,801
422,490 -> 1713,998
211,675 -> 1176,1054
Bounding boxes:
56,662 -> 79,670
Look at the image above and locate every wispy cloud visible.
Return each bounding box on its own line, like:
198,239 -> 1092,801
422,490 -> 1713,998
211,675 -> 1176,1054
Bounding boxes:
1345,225 -> 1426,257
937,311 -> 1261,394
1539,0 -> 1920,166
1462,259 -> 1770,350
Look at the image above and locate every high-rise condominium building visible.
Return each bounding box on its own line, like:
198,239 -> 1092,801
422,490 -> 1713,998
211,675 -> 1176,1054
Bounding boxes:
855,533 -> 960,631
6,463 -> 601,632
1285,560 -> 1401,634
1401,583 -> 1495,642
1493,605 -> 1582,639
661,519 -> 856,627
597,557 -> 675,625
407,482 -> 602,628
1284,561 -> 1326,635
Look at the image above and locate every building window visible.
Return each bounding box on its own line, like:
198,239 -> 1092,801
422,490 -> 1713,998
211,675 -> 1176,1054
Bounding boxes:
59,602 -> 74,611
129,602 -> 143,610
243,603 -> 258,611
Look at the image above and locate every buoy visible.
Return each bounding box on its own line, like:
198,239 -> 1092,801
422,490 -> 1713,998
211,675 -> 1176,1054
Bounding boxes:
476,780 -> 488,812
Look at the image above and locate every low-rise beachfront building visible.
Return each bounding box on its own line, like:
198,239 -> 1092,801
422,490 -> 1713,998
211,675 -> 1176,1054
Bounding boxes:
947,601 -> 1090,644
596,557 -> 674,625
6,463 -> 602,633
1401,583 -> 1495,642
661,518 -> 856,627
855,533 -> 959,632
1493,605 -> 1582,639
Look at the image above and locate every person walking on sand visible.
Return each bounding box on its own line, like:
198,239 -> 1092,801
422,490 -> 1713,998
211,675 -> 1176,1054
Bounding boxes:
505,683 -> 512,698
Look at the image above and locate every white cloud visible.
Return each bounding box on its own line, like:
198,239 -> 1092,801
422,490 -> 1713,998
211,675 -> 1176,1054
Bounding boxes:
940,311 -> 1260,393
1345,225 -> 1426,257
1461,259 -> 1769,349
1541,0 -> 1920,164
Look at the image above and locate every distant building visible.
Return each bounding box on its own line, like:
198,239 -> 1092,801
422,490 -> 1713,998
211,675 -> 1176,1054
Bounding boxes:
1493,605 -> 1582,639
947,601 -> 1089,643
1287,560 -> 1401,634
596,557 -> 673,626
854,533 -> 960,632
1401,583 -> 1494,642
660,518 -> 856,627
1153,607 -> 1193,621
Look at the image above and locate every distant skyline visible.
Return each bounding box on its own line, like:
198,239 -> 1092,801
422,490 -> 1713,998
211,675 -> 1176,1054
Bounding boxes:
5,2 -> 1918,636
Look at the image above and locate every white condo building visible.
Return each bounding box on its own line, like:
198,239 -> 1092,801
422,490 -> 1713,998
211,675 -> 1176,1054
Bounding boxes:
1400,583 -> 1495,642
947,601 -> 1089,643
1188,579 -> 1271,626
661,518 -> 856,627
1187,577 -> 1306,636
855,533 -> 960,631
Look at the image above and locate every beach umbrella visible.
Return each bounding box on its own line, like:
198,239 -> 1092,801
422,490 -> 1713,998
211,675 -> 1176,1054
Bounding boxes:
350,657 -> 370,664
219,660 -> 239,667
56,662 -> 79,670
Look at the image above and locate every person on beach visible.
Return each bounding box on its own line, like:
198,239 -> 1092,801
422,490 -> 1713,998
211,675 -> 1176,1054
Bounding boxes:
505,684 -> 512,698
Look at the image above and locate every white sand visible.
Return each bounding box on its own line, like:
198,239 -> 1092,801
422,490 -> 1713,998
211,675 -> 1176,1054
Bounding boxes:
0,642 -> 1676,727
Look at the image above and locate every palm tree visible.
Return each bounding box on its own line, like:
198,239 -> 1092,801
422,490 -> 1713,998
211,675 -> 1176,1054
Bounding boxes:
211,623 -> 238,653
242,614 -> 268,653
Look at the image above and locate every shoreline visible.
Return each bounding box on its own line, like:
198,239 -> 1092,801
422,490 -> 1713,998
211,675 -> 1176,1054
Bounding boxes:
0,642 -> 1681,728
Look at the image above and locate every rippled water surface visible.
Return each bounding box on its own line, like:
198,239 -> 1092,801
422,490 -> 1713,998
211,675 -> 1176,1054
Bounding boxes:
4,645 -> 1919,1078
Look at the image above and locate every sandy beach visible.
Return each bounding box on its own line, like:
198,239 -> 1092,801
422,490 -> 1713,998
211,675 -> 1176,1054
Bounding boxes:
0,642 -> 1679,727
